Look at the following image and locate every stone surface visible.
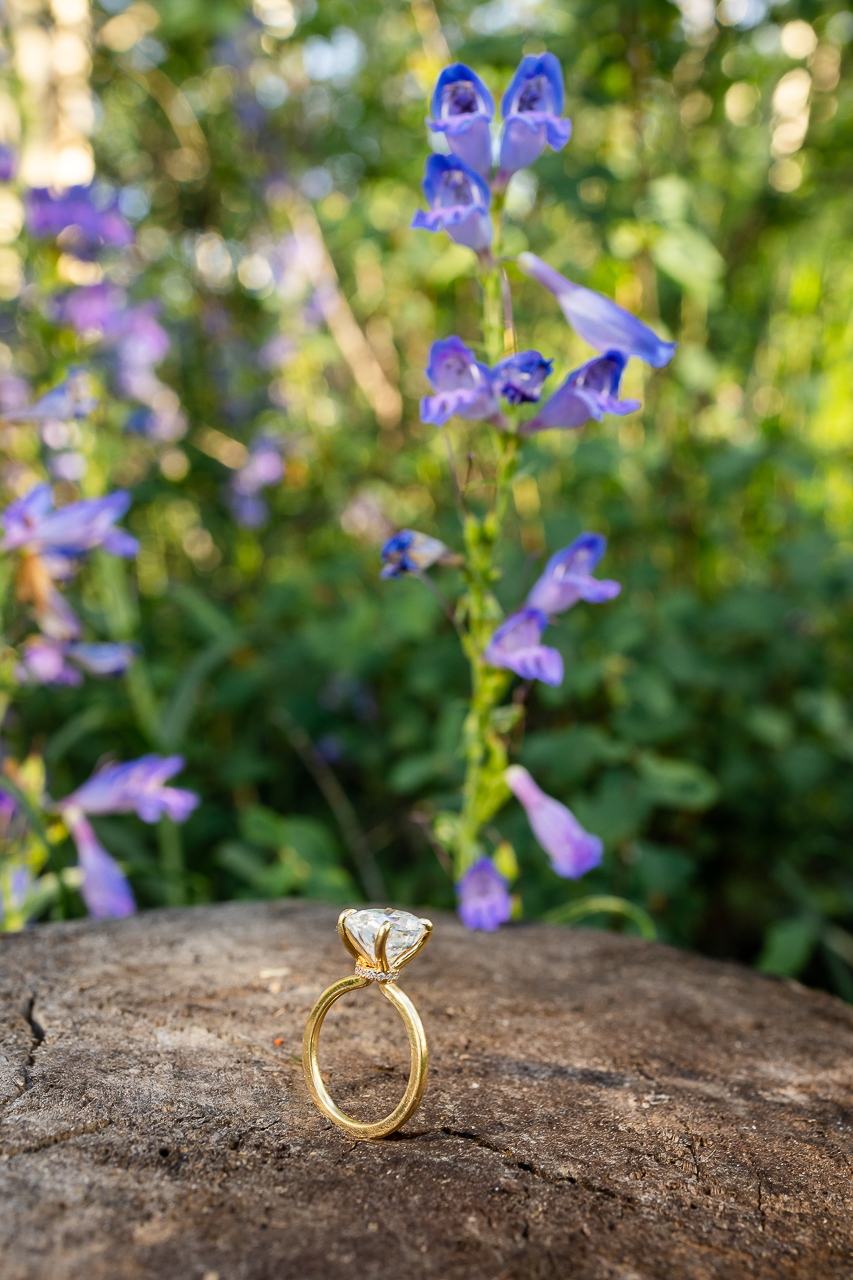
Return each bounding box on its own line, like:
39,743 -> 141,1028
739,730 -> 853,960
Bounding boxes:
344,906 -> 427,967
2,899 -> 853,1280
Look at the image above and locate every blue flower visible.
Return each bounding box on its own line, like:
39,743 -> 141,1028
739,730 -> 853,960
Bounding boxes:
57,755 -> 200,824
427,63 -> 495,177
483,607 -> 563,686
0,485 -> 138,560
505,765 -> 603,879
0,368 -> 98,423
411,155 -> 493,253
497,54 -> 572,183
62,809 -> 136,920
17,636 -> 135,685
493,350 -> 553,405
227,434 -> 285,529
457,858 -> 512,931
380,529 -> 453,578
522,351 -> 641,432
27,185 -> 133,258
527,534 -> 621,615
421,336 -> 499,426
518,253 -> 676,367
0,145 -> 18,183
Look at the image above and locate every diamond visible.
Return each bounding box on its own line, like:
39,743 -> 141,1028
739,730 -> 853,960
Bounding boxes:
344,908 -> 427,968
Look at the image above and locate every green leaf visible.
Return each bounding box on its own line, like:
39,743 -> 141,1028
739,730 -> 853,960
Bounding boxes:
758,917 -> 817,977
637,753 -> 719,811
157,631 -> 246,750
545,895 -> 657,941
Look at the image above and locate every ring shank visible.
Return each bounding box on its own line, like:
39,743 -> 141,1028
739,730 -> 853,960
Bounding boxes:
302,975 -> 429,1139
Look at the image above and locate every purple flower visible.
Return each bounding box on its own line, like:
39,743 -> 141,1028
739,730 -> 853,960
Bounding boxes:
427,63 -> 495,177
0,792 -> 17,841
26,185 -> 134,257
17,637 -> 82,686
0,374 -> 31,413
380,529 -> 453,578
483,608 -> 564,686
0,145 -> 18,183
63,808 -> 136,920
17,637 -> 135,685
0,368 -> 98,423
57,754 -> 200,824
68,642 -> 136,678
457,858 -> 512,931
493,350 -> 553,405
421,336 -> 499,426
505,765 -> 603,878
518,253 -> 676,368
53,283 -> 126,333
522,351 -> 641,433
1,485 -> 139,561
116,303 -> 171,369
527,533 -> 621,615
411,155 -> 493,253
497,54 -> 572,184
229,494 -> 269,528
227,435 -> 285,528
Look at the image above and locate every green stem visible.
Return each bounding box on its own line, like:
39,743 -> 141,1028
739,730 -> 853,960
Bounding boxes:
92,550 -> 159,742
158,816 -> 186,906
449,237 -> 523,878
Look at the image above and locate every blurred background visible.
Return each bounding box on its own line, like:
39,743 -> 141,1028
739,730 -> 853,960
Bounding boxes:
2,0 -> 853,997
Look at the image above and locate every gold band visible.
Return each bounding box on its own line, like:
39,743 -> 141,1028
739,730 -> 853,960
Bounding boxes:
301,972 -> 429,1139
301,907 -> 433,1140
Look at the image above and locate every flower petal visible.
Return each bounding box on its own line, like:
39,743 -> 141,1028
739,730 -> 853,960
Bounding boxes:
457,858 -> 512,931
518,254 -> 676,368
505,766 -> 603,879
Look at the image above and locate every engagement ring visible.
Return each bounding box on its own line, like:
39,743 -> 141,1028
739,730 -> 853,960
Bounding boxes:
302,907 -> 433,1139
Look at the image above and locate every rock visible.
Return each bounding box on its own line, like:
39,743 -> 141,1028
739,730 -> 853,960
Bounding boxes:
1,899 -> 852,1279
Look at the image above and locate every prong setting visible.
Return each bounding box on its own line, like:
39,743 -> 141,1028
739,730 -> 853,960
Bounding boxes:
340,907 -> 433,978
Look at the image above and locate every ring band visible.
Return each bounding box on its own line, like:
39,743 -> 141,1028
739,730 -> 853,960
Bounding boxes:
302,908 -> 433,1140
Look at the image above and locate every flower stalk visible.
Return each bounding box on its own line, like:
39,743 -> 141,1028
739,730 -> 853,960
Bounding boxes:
389,49 -> 675,929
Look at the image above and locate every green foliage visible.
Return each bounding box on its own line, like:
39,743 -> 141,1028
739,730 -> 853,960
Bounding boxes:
3,0 -> 853,997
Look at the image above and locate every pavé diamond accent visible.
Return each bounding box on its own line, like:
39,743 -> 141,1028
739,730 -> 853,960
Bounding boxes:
344,907 -> 427,967
356,966 -> 398,982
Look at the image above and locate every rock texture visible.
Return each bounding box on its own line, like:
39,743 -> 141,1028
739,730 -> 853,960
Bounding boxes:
1,900 -> 852,1280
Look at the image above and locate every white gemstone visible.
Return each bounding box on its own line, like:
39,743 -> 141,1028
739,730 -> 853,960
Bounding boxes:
345,908 -> 426,967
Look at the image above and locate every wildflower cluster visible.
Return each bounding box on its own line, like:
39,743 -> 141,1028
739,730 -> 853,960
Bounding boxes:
0,171 -> 201,929
380,53 -> 675,930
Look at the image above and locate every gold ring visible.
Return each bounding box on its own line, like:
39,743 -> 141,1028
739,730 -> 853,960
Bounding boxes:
302,907 -> 433,1140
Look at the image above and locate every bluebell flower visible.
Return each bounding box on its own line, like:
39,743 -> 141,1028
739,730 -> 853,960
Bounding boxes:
62,808 -> 136,920
493,350 -> 553,405
411,155 -> 493,253
0,485 -> 138,561
421,337 -> 500,426
427,63 -> 495,177
457,858 -> 512,931
483,607 -> 563,686
380,529 -> 453,578
518,253 -> 676,368
505,765 -> 603,879
527,534 -> 621,615
522,351 -> 641,433
17,636 -> 82,686
497,54 -> 572,184
57,755 -> 200,825
0,368 -> 98,423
